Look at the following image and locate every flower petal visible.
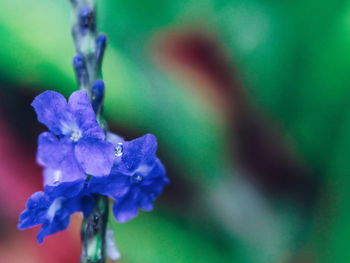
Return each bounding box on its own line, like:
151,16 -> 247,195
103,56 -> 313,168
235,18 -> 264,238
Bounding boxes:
31,91 -> 69,135
36,196 -> 83,243
139,197 -> 154,211
18,191 -> 86,243
108,150 -> 168,222
38,133 -> 86,185
112,194 -> 138,223
44,174 -> 85,198
135,190 -> 154,211
115,134 -> 158,174
75,137 -> 115,177
18,192 -> 51,230
145,158 -> 167,180
37,213 -> 70,244
68,90 -> 105,139
37,132 -> 70,168
88,173 -> 130,197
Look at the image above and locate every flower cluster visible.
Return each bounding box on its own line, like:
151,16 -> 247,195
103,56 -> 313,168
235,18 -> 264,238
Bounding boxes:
18,90 -> 169,243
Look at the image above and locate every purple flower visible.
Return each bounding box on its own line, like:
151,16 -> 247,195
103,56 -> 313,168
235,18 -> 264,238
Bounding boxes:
89,133 -> 169,223
19,90 -> 169,243
32,90 -> 115,192
18,132 -> 168,242
18,191 -> 94,243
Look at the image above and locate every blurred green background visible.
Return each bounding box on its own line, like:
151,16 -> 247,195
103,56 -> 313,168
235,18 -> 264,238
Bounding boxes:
0,0 -> 349,262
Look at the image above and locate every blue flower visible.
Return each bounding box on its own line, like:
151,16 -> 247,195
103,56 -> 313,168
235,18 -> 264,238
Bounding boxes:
18,191 -> 94,243
18,133 -> 168,242
32,90 -> 115,192
88,133 -> 169,223
19,90 -> 168,243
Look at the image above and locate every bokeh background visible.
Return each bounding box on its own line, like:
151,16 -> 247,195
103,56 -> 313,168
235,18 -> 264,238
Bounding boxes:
0,0 -> 349,262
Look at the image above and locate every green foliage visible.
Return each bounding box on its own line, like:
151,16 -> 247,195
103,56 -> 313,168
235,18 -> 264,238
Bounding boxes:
1,0 -> 350,261
109,211 -> 241,263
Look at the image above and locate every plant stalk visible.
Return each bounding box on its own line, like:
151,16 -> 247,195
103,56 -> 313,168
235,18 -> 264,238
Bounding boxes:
80,195 -> 109,263
69,0 -> 109,262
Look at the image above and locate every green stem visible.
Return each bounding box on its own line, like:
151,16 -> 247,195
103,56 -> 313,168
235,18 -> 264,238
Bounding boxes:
80,195 -> 109,263
69,0 -> 109,262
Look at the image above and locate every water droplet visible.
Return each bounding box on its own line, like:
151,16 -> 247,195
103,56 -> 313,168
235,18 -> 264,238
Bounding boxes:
114,143 -> 123,157
130,174 -> 143,185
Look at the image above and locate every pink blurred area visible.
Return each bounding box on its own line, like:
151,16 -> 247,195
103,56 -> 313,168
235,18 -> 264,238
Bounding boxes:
0,110 -> 80,263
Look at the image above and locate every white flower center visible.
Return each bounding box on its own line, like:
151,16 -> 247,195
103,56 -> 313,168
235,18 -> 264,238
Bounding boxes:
60,121 -> 82,142
114,143 -> 123,157
70,130 -> 82,142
